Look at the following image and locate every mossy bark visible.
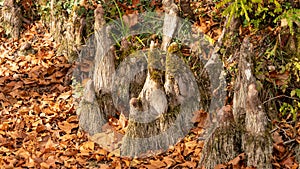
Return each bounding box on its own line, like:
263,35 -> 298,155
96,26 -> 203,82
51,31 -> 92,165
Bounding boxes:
199,36 -> 272,168
121,42 -> 200,157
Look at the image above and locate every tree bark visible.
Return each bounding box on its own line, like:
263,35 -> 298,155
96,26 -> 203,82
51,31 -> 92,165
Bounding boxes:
199,106 -> 242,168
77,80 -> 106,135
76,4 -> 116,136
118,0 -> 201,157
296,145 -> 300,165
49,0 -> 85,61
1,0 -> 22,39
234,37 -> 272,168
199,36 -> 272,168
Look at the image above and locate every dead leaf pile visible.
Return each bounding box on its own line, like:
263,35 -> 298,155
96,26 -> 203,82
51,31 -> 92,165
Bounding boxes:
0,1 -> 299,168
0,21 -> 209,168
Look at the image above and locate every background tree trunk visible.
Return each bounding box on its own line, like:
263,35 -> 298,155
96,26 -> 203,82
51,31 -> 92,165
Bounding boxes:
49,0 -> 85,61
1,0 -> 22,39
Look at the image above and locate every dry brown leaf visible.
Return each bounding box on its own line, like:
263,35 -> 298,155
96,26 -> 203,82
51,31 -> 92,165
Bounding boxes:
80,141 -> 95,151
44,155 -> 57,168
99,164 -> 110,169
215,164 -> 227,169
122,13 -> 139,28
281,156 -> 298,169
122,158 -> 131,167
0,92 -> 6,100
40,162 -> 50,169
55,84 -> 66,92
57,90 -> 72,100
149,159 -> 166,168
181,161 -> 197,168
273,131 -> 283,144
274,143 -> 285,153
36,125 -> 47,133
228,153 -> 245,166
58,121 -> 78,134
64,149 -> 79,156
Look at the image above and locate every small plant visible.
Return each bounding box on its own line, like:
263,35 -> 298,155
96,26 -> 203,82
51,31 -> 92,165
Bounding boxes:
217,0 -> 295,30
274,8 -> 300,35
279,89 -> 300,121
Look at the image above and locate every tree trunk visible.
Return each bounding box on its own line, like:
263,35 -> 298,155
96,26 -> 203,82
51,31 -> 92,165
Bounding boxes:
296,145 -> 300,165
49,0 -> 85,61
93,4 -> 117,119
199,36 -> 272,168
76,4 -> 116,137
119,0 -> 205,157
237,38 -> 272,168
1,0 -> 22,39
199,105 -> 242,168
77,79 -> 106,135
120,39 -> 200,157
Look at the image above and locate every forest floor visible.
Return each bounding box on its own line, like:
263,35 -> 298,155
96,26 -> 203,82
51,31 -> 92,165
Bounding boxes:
0,1 -> 299,169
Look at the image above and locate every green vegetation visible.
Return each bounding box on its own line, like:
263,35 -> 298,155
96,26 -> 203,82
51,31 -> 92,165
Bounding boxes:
218,0 -> 299,34
216,0 -> 299,121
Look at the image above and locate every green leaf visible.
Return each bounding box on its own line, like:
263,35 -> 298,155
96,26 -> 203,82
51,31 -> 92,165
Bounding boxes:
296,89 -> 300,98
291,90 -> 296,97
274,0 -> 282,13
240,0 -> 250,21
251,0 -> 262,3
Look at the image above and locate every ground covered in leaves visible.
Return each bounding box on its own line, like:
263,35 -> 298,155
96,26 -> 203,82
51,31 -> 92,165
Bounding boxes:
0,1 -> 299,169
0,22 -> 209,168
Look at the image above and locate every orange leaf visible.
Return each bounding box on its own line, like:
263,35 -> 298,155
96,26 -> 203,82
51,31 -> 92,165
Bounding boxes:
149,159 -> 166,168
228,153 -> 245,166
281,156 -> 298,169
274,143 -> 285,153
163,157 -> 175,168
99,164 -> 110,169
57,90 -> 72,100
132,0 -> 140,7
185,161 -> 197,168
64,149 -> 79,156
80,141 -> 95,152
40,162 -> 50,169
215,164 -> 227,169
58,121 -> 78,134
0,93 -> 6,100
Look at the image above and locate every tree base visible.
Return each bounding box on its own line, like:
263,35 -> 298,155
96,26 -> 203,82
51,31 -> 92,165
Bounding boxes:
199,123 -> 242,168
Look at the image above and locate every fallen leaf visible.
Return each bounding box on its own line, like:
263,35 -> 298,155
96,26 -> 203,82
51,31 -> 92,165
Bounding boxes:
57,90 -> 72,100
122,13 -> 139,28
80,141 -> 95,151
58,121 -> 78,134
